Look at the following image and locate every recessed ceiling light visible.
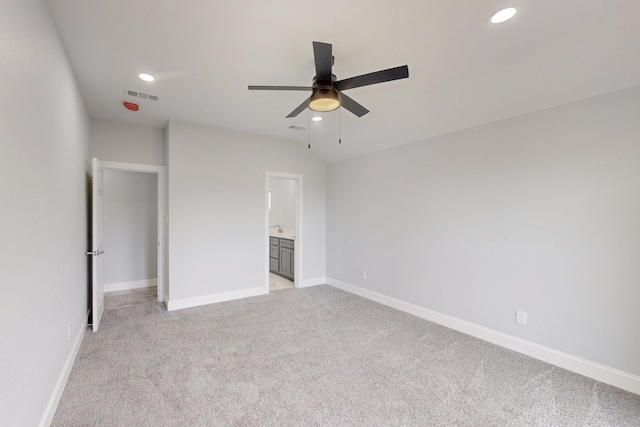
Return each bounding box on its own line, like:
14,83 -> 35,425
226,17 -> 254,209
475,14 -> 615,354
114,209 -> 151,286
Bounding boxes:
490,7 -> 517,24
311,116 -> 322,122
138,73 -> 155,82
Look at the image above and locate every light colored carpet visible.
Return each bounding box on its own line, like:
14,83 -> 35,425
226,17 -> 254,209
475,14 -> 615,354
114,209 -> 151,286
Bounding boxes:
53,285 -> 640,426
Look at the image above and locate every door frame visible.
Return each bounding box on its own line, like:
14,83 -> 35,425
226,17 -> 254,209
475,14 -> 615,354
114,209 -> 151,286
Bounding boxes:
100,160 -> 167,303
265,171 -> 303,291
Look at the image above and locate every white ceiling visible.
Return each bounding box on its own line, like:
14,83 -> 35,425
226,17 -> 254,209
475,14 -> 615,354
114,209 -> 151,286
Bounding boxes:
47,0 -> 640,163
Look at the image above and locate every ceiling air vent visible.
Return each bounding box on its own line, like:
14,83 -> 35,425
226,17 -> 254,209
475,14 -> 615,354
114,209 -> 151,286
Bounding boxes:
125,89 -> 159,102
288,125 -> 306,131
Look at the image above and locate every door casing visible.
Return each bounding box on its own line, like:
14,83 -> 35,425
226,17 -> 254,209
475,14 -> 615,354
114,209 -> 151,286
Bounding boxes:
95,159 -> 167,307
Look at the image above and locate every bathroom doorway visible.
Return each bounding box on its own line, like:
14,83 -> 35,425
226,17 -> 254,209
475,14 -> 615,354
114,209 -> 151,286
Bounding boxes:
265,172 -> 303,292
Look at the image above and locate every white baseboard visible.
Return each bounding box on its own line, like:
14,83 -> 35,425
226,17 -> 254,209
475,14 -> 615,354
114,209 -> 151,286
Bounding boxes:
39,313 -> 88,427
104,279 -> 157,293
326,278 -> 640,396
298,277 -> 327,288
167,286 -> 267,311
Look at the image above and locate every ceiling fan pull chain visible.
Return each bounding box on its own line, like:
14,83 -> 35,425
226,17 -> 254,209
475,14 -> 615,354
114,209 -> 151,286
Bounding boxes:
339,108 -> 342,144
308,109 -> 311,149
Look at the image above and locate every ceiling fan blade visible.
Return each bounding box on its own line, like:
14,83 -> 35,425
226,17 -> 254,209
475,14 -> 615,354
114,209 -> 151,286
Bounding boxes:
248,85 -> 312,91
286,98 -> 310,118
335,65 -> 409,91
313,41 -> 333,84
339,92 -> 369,118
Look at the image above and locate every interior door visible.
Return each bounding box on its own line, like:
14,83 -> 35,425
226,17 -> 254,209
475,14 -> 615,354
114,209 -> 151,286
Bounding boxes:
90,158 -> 105,331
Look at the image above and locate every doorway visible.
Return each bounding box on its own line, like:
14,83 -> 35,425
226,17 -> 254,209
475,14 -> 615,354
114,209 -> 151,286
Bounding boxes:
103,169 -> 158,309
90,159 -> 166,330
265,171 -> 303,292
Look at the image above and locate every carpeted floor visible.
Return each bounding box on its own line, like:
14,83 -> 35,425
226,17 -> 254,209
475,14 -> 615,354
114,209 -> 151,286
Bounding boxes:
52,285 -> 640,426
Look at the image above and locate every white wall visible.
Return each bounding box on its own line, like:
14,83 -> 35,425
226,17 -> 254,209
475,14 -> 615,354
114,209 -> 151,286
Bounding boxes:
103,170 -> 158,285
90,118 -> 165,165
0,1 -> 89,425
167,120 -> 326,302
327,85 -> 640,377
269,177 -> 296,230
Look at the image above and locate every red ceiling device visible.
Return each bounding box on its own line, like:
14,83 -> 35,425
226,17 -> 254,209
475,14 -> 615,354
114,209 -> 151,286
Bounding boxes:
123,101 -> 139,111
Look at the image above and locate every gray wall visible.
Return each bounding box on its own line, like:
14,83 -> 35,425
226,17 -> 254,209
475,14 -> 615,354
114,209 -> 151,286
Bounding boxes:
103,170 -> 158,285
167,120 -> 326,300
269,177 -> 296,230
90,118 -> 165,165
0,1 -> 90,425
327,85 -> 640,376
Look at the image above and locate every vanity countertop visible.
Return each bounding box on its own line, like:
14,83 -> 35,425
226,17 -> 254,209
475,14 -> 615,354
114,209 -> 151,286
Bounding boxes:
269,233 -> 295,240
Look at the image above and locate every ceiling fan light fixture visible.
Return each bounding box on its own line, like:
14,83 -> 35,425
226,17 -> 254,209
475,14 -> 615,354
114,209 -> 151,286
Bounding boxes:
309,87 -> 341,112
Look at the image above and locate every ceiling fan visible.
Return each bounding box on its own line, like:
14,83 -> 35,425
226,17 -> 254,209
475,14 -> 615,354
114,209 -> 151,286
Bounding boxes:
248,41 -> 409,118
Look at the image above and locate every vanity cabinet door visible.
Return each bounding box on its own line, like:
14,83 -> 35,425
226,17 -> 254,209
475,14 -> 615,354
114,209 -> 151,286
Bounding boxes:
279,247 -> 294,279
270,245 -> 279,259
288,250 -> 294,277
269,257 -> 279,273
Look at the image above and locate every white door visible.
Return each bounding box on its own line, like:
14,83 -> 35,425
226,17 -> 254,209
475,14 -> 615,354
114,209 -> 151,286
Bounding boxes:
90,158 -> 105,332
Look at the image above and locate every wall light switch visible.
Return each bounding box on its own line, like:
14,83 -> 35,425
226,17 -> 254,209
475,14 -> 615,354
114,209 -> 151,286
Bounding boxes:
516,310 -> 528,326
361,272 -> 367,281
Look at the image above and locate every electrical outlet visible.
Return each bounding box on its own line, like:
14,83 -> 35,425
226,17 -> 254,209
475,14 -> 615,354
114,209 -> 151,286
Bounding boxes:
67,323 -> 72,340
516,310 -> 528,326
361,272 -> 367,281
